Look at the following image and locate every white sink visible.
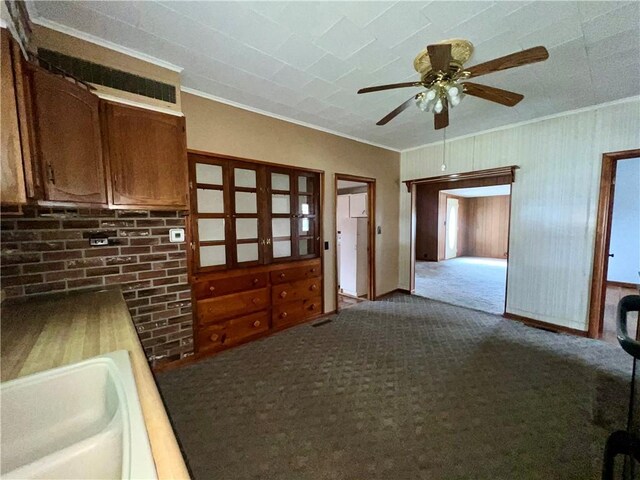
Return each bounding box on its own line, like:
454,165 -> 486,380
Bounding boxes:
1,351 -> 157,479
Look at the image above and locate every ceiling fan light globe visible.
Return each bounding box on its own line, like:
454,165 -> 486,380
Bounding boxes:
434,99 -> 443,114
425,89 -> 436,101
450,95 -> 461,107
447,86 -> 459,97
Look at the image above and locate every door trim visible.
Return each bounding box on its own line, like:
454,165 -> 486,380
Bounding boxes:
334,174 -> 376,312
588,149 -> 640,338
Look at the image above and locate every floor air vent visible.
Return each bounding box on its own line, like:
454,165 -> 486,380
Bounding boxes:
37,48 -> 177,103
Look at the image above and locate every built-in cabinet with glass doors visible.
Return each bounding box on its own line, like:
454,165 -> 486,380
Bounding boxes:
189,152 -> 323,356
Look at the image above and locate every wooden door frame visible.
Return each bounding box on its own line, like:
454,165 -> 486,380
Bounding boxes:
334,174 -> 376,312
588,149 -> 640,338
407,166 -> 516,314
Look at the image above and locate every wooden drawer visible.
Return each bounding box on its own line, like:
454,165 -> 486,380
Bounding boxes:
193,272 -> 268,300
272,276 -> 322,305
197,311 -> 269,352
272,296 -> 322,328
270,261 -> 321,285
197,288 -> 269,326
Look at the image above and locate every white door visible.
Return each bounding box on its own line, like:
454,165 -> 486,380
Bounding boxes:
445,197 -> 459,259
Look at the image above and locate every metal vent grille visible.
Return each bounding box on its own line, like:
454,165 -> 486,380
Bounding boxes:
38,48 -> 177,104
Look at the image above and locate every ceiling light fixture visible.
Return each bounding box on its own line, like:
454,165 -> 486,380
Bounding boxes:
415,78 -> 465,114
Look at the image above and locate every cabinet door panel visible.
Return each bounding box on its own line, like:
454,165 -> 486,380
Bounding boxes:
0,30 -> 26,204
32,69 -> 105,204
104,102 -> 187,208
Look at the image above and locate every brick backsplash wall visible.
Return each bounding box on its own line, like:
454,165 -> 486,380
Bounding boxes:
0,206 -> 193,364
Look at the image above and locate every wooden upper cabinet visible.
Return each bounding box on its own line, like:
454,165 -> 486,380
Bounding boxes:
102,102 -> 188,209
0,29 -> 27,205
30,68 -> 106,204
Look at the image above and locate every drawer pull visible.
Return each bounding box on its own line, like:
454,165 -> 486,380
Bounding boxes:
311,268 -> 316,273
209,286 -> 215,292
309,304 -> 316,311
210,333 -> 219,342
279,273 -> 286,279
280,312 -> 288,319
280,291 -> 287,298
310,284 -> 318,291
252,278 -> 259,285
252,297 -> 260,305
253,320 -> 261,327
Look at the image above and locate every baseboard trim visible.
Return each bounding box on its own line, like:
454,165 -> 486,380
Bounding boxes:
607,281 -> 640,289
375,288 -> 411,299
503,312 -> 588,337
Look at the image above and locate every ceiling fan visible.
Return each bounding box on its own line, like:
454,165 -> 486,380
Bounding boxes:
357,39 -> 549,130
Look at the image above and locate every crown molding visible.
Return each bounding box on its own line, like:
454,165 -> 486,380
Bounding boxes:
401,96 -> 640,153
28,16 -> 184,73
181,86 -> 401,153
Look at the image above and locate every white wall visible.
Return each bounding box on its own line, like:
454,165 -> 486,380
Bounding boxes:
607,157 -> 640,284
399,98 -> 640,331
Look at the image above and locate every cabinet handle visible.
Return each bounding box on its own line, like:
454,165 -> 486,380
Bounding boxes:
252,297 -> 260,305
209,286 -> 215,292
280,291 -> 287,298
252,278 -> 259,285
253,320 -> 261,327
310,284 -> 317,291
309,304 -> 316,311
280,312 -> 288,319
46,164 -> 55,184
311,268 -> 316,273
279,273 -> 286,279
266,238 -> 271,245
210,334 -> 219,342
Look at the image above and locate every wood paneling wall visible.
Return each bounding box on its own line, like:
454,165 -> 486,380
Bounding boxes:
400,99 -> 640,331
463,195 -> 510,259
415,175 -> 511,261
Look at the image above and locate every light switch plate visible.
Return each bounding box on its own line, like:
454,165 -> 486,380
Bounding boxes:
169,228 -> 185,243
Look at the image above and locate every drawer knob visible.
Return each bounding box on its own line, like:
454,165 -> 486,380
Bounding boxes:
252,278 -> 259,285
252,297 -> 260,304
280,291 -> 287,298
309,304 -> 316,310
310,284 -> 317,291
311,268 -> 316,273
279,273 -> 286,279
253,320 -> 261,327
280,312 -> 288,319
209,286 -> 215,292
210,334 -> 219,342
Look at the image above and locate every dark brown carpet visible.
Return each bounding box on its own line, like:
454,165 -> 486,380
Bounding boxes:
157,294 -> 634,479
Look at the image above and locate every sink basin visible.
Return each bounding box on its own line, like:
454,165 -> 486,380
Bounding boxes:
1,351 -> 157,479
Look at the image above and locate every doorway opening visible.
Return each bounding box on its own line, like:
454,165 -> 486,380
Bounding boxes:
414,184 -> 511,314
589,149 -> 640,343
335,174 -> 375,312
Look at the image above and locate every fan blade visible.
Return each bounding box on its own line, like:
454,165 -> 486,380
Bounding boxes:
434,98 -> 449,130
376,95 -> 417,126
358,81 -> 422,94
427,43 -> 452,73
465,46 -> 549,78
462,82 -> 524,106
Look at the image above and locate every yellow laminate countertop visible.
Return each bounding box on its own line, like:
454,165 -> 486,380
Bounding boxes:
1,288 -> 190,480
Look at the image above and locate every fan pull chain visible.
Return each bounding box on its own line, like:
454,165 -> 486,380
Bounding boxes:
441,127 -> 447,172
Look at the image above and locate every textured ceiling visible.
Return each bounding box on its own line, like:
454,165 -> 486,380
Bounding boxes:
29,1 -> 640,151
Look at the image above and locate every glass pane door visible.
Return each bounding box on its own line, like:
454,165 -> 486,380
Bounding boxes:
193,159 -> 228,270
294,172 -> 319,258
270,170 -> 293,261
231,164 -> 262,266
